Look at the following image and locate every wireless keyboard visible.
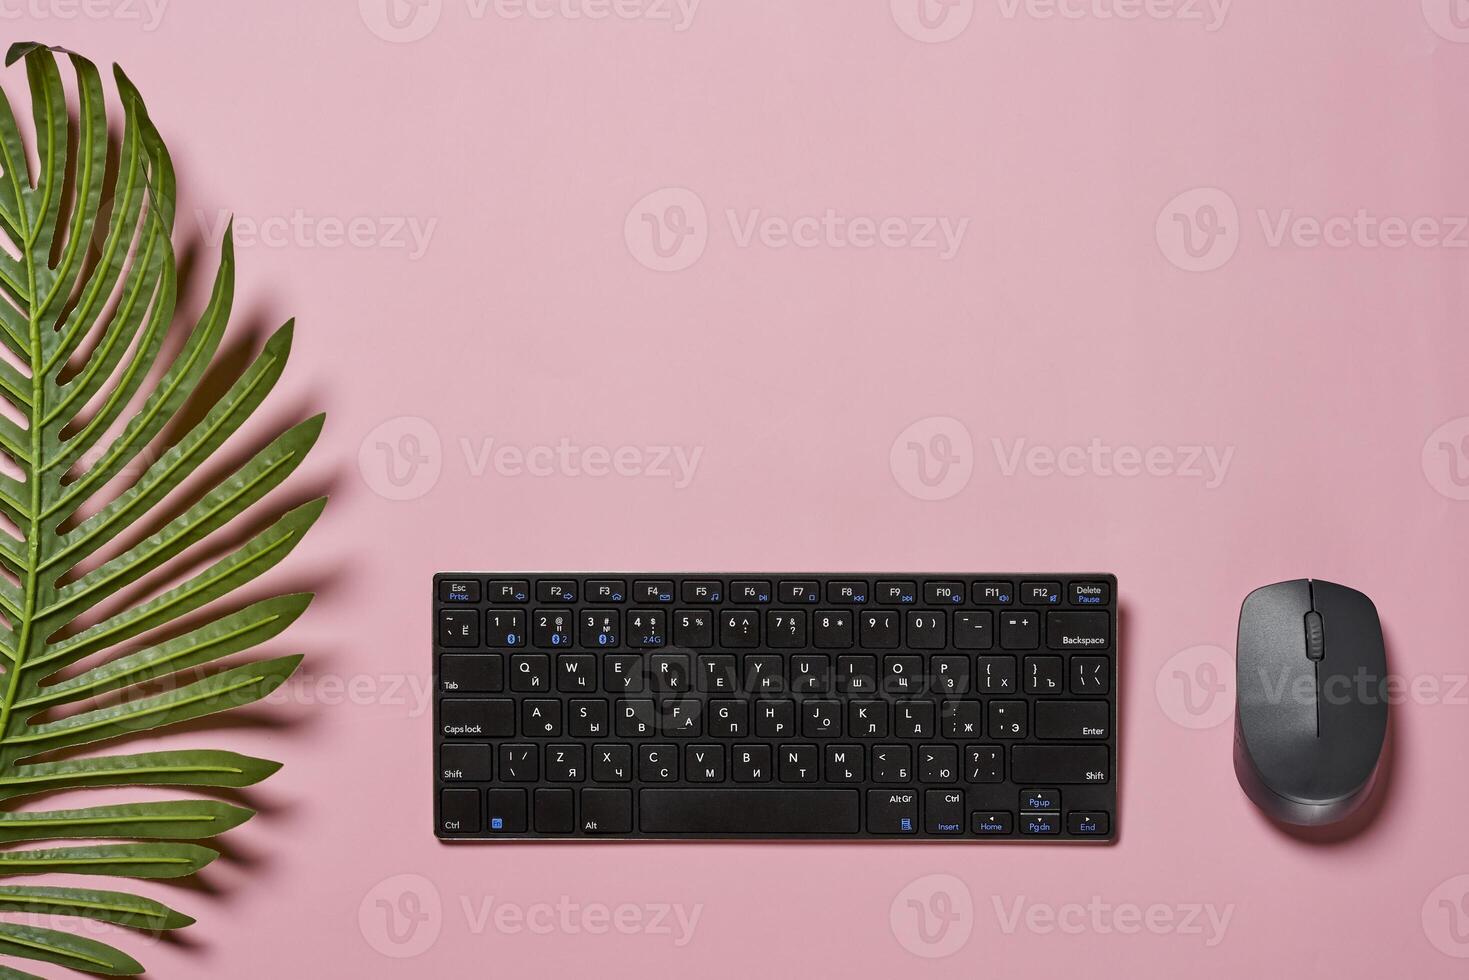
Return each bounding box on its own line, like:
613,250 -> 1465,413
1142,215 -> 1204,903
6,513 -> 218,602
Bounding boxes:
433,573 -> 1118,841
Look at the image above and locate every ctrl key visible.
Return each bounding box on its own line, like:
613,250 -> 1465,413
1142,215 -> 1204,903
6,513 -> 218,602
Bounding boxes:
439,788 -> 480,834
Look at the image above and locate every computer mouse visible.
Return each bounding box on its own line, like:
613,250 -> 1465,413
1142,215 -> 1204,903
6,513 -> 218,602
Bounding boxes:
1234,579 -> 1388,827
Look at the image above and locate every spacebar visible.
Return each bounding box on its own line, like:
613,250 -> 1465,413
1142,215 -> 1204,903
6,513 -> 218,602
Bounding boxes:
639,789 -> 860,835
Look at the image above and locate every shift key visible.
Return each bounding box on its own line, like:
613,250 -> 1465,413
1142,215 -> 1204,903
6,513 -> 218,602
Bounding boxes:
1011,745 -> 1109,784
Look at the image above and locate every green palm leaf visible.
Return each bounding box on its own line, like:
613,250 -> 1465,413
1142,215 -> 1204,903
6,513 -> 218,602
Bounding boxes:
0,42 -> 323,975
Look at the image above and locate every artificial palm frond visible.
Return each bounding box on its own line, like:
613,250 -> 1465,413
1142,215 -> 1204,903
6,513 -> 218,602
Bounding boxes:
0,41 -> 322,976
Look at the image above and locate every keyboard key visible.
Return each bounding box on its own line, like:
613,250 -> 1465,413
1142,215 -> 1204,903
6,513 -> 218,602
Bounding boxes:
872,745 -> 911,782
919,745 -> 958,783
730,580 -> 772,603
484,610 -> 525,647
779,745 -> 819,782
930,655 -> 970,694
581,788 -> 632,833
438,609 -> 479,647
569,700 -> 609,738
1069,581 -> 1111,606
976,655 -> 1018,693
697,655 -> 738,693
439,579 -> 481,603
1047,610 -> 1111,651
682,580 -> 723,603
743,655 -> 784,694
639,745 -> 678,781
1021,813 -> 1060,835
732,745 -> 772,781
585,579 -> 627,603
522,700 -> 560,736
971,581 -> 1014,605
686,745 -> 724,782
1021,788 -> 1061,812
634,580 -> 675,603
534,789 -> 574,834
440,654 -> 503,693
509,654 -> 550,692
579,610 -> 620,648
925,789 -> 965,834
640,789 -> 859,834
487,579 -> 529,603
999,611 -> 1039,649
924,581 -> 965,606
942,701 -> 982,739
1020,581 -> 1063,605
895,702 -> 934,738
766,610 -> 807,648
825,745 -> 863,781
778,580 -> 820,604
849,700 -> 888,738
826,581 -> 869,604
627,609 -> 667,647
673,609 -> 714,647
836,655 -> 877,694
660,698 -> 702,737
989,701 -> 1027,739
708,700 -> 747,737
441,699 -> 513,738
1024,655 -> 1064,695
485,789 -> 527,832
557,655 -> 596,693
531,609 -> 573,648
591,744 -> 631,782
790,655 -> 830,694
616,700 -> 655,737
1071,656 -> 1110,694
498,745 -> 538,781
650,654 -> 691,693
875,580 -> 917,604
536,580 -> 578,603
812,610 -> 853,648
859,610 -> 900,648
882,655 -> 924,695
954,611 -> 993,649
603,655 -> 644,693
1035,700 -> 1110,739
440,743 -> 492,781
1067,811 -> 1110,836
546,745 -> 585,782
867,789 -> 918,834
440,788 -> 480,833
754,701 -> 794,738
802,700 -> 841,738
720,610 -> 759,647
972,810 -> 1012,835
966,745 -> 1003,783
906,610 -> 945,649
1011,745 -> 1109,784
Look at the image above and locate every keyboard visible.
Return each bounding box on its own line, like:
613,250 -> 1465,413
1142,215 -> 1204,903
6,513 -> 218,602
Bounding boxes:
433,573 -> 1117,841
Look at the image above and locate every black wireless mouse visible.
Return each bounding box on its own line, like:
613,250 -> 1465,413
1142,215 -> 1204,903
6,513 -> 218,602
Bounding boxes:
1234,579 -> 1388,827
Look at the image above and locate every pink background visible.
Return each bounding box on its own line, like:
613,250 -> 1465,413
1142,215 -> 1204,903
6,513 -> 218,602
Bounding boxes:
9,0 -> 1469,975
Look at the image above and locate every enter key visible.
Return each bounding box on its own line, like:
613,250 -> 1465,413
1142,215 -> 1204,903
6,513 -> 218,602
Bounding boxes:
1035,700 -> 1110,740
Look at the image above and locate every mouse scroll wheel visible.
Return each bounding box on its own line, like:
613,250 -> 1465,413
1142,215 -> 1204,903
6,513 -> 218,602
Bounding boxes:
1304,611 -> 1326,661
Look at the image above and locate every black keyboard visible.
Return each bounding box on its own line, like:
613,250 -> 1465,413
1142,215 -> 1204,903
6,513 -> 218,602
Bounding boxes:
433,573 -> 1117,841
